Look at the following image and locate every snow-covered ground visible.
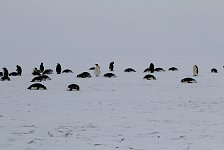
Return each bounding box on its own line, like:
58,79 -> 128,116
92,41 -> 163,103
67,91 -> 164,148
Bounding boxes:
0,48 -> 224,150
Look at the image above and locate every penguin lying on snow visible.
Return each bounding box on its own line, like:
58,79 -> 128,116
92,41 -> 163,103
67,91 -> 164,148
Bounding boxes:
168,67 -> 178,71
103,73 -> 117,78
32,68 -> 41,76
181,77 -> 197,83
27,83 -> 47,90
9,72 -> 19,76
31,75 -> 51,82
143,74 -> 156,80
124,68 -> 136,72
89,67 -> 95,70
43,69 -> 53,75
67,84 -> 80,91
62,69 -> 73,73
211,68 -> 218,73
154,67 -> 165,72
77,72 -> 91,78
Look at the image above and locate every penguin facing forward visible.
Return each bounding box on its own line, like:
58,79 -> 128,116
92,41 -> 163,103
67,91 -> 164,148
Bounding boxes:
1,68 -> 10,81
56,63 -> 62,74
109,61 -> 114,71
143,74 -> 156,80
27,83 -> 47,90
67,84 -> 80,91
181,77 -> 197,83
32,68 -> 41,76
40,62 -> 44,73
94,64 -> 101,77
193,65 -> 198,76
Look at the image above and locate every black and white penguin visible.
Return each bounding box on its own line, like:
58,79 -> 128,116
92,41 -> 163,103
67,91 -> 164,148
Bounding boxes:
43,69 -> 53,75
211,68 -> 218,73
181,77 -> 197,83
67,84 -> 80,91
124,68 -> 136,72
32,68 -> 41,76
109,61 -> 114,71
56,63 -> 62,74
154,67 -> 165,72
16,65 -> 22,76
31,75 -> 51,82
89,67 -> 95,70
143,74 -> 156,80
103,73 -> 117,78
193,65 -> 198,76
94,64 -> 101,77
27,83 -> 47,90
1,68 -> 10,81
168,67 -> 178,71
62,69 -> 73,73
40,62 -> 44,73
77,72 -> 91,78
9,72 -> 19,76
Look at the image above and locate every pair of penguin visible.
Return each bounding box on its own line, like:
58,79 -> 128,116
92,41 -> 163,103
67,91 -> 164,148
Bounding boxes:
181,65 -> 198,83
28,83 -> 80,91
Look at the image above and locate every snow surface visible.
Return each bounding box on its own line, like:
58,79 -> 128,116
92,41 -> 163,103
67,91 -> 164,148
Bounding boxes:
0,48 -> 224,150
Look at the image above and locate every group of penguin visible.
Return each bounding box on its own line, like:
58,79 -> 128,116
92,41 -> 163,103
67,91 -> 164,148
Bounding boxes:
0,61 -> 219,90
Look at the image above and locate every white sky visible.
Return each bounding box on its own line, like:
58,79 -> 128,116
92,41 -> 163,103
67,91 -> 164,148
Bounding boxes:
0,0 -> 224,51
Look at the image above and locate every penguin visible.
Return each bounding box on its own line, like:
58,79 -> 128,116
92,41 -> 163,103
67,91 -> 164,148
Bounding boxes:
1,68 -> 10,81
109,61 -> 114,71
27,83 -> 47,90
211,68 -> 218,73
62,69 -> 73,73
154,67 -> 165,72
16,65 -> 22,76
149,63 -> 154,73
143,74 -> 156,80
94,64 -> 101,77
181,77 -> 197,83
9,72 -> 19,76
89,67 -> 95,70
31,75 -> 51,82
168,67 -> 178,71
32,68 -> 41,76
103,73 -> 117,78
193,65 -> 198,76
40,62 -> 44,73
77,72 -> 91,78
124,68 -> 136,72
56,63 -> 62,74
43,69 -> 53,75
67,84 -> 80,91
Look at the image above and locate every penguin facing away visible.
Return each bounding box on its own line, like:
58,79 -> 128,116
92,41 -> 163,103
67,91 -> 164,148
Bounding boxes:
193,65 -> 198,76
43,69 -> 53,75
40,62 -> 44,73
143,74 -> 156,80
109,61 -> 114,71
124,68 -> 136,72
211,68 -> 218,73
94,64 -> 101,77
77,72 -> 91,78
149,63 -> 154,73
62,69 -> 73,73
16,65 -> 22,75
56,63 -> 62,74
1,67 -> 10,81
103,73 -> 117,78
168,67 -> 178,71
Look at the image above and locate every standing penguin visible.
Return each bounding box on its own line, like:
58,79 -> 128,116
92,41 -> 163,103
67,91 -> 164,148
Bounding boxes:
40,62 -> 44,73
94,64 -> 101,77
193,65 -> 198,76
109,61 -> 114,71
56,63 -> 62,74
149,63 -> 154,73
16,65 -> 22,76
1,67 -> 10,81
